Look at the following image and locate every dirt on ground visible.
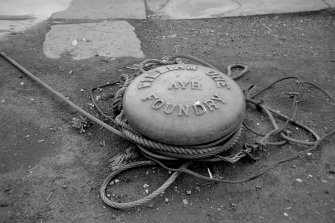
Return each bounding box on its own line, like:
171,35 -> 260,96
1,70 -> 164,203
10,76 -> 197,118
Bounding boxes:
0,10 -> 335,223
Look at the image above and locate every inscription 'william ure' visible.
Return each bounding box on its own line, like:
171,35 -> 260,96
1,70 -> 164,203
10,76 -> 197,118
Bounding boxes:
138,65 -> 198,89
206,70 -> 231,89
138,66 -> 231,90
142,93 -> 226,116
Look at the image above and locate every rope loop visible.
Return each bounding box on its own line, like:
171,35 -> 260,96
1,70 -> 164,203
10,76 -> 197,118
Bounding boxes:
226,64 -> 249,80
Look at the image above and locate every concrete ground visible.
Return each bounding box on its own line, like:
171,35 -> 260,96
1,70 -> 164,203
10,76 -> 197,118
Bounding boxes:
1,1 -> 335,223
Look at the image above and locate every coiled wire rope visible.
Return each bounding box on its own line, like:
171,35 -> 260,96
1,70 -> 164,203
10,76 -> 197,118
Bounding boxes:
1,52 -> 334,209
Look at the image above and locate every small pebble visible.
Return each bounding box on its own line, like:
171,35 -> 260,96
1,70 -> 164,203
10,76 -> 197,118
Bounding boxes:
20,82 -> 24,85
183,199 -> 189,206
231,203 -> 237,210
80,89 -> 84,92
186,190 -> 192,195
72,39 -> 78,46
114,179 -> 120,183
95,95 -> 101,101
308,174 -> 313,178
143,184 -> 149,188
0,201 -> 9,207
145,189 -> 149,194
307,152 -> 312,156
164,198 -> 169,203
284,212 -> 289,217
107,194 -> 111,198
296,178 -> 302,183
321,179 -> 328,183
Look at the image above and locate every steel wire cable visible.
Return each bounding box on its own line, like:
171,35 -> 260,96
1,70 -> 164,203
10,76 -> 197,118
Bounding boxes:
1,51 -> 334,210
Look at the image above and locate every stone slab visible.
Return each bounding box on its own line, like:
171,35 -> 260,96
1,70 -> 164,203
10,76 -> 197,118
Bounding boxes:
0,0 -> 71,19
51,0 -> 146,20
43,21 -> 145,60
0,0 -> 71,40
147,0 -> 330,19
0,19 -> 40,40
323,0 -> 335,8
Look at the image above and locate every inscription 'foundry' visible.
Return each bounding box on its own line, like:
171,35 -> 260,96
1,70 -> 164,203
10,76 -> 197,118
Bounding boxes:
142,93 -> 226,116
138,65 -> 198,89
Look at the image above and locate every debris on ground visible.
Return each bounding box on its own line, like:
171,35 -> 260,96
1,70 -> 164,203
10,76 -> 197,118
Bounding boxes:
321,179 -> 328,183
231,203 -> 237,210
99,140 -> 106,147
296,178 -> 303,183
71,116 -> 92,133
45,192 -> 53,201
